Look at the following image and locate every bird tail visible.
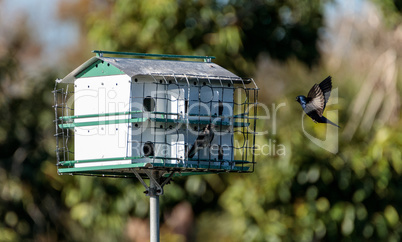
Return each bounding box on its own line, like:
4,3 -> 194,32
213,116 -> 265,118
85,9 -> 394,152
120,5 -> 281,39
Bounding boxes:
187,145 -> 196,158
322,116 -> 340,128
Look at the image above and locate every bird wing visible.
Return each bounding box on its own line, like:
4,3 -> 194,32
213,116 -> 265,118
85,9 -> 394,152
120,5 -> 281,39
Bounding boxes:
306,84 -> 325,117
187,144 -> 197,158
318,76 -> 332,109
209,128 -> 214,143
196,130 -> 208,143
187,125 -> 215,159
187,128 -> 208,158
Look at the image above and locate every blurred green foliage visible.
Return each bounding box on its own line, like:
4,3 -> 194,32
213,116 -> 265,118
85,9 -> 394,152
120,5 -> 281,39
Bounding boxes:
64,0 -> 327,75
372,0 -> 402,26
1,0 -> 402,241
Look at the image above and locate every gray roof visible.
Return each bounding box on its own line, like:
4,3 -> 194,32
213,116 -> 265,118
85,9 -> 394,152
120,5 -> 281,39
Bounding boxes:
59,56 -> 242,84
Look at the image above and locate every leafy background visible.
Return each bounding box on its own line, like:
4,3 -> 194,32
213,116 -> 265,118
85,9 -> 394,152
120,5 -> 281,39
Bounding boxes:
0,0 -> 401,241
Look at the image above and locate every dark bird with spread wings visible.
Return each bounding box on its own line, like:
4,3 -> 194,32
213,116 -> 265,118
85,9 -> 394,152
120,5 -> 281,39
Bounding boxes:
296,76 -> 340,128
187,124 -> 215,159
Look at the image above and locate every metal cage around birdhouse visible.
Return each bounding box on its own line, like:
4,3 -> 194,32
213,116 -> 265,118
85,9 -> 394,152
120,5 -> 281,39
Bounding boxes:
53,51 -> 259,178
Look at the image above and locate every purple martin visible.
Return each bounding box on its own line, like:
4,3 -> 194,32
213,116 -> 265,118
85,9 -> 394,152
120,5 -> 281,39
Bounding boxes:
218,145 -> 224,161
187,124 -> 215,159
296,76 -> 340,128
218,100 -> 224,116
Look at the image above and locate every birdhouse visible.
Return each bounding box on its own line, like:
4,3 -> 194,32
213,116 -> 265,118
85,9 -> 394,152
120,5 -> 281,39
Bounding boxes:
53,51 -> 258,178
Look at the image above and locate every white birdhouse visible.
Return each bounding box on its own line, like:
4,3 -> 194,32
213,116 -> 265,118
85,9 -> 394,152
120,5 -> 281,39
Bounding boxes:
53,51 -> 258,178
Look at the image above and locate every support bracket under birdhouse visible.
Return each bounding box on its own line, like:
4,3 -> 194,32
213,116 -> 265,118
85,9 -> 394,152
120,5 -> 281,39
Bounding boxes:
131,170 -> 175,196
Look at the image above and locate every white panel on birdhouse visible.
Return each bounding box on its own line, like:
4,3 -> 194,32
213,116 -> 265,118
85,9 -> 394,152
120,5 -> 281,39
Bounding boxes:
168,133 -> 184,162
167,85 -> 185,119
222,88 -> 234,115
210,89 -> 220,116
74,74 -> 132,166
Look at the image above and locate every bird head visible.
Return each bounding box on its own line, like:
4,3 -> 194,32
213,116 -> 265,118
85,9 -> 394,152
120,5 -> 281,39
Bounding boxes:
296,95 -> 307,105
206,124 -> 214,130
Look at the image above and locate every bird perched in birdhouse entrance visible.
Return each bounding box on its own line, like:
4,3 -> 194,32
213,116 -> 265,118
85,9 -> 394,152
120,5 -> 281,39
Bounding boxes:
187,124 -> 215,158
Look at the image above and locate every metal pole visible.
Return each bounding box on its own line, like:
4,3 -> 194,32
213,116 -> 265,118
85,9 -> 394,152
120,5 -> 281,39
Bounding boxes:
149,171 -> 160,242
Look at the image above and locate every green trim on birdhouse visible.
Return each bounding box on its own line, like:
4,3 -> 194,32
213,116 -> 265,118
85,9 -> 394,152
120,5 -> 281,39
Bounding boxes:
76,59 -> 125,78
58,164 -> 250,174
93,50 -> 216,62
58,163 -> 150,173
58,117 -> 148,129
56,169 -> 220,178
167,172 -> 216,177
59,111 -> 143,121
58,115 -> 249,129
57,169 -> 226,178
59,156 -> 253,167
59,156 -> 145,166
57,158 -> 251,174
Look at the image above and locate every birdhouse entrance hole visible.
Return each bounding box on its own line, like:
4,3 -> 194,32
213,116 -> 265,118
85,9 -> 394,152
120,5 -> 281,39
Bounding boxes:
144,96 -> 156,112
143,141 -> 155,157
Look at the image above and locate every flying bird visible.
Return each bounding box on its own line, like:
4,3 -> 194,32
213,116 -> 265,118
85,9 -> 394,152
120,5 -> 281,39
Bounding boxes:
296,76 -> 340,128
187,124 -> 215,158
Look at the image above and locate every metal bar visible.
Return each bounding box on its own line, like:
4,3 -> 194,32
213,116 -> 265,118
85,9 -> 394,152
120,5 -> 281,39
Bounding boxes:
219,83 -> 224,169
58,165 -> 250,174
244,90 -> 249,165
252,89 -> 258,171
145,170 -> 163,195
60,155 -> 187,166
140,82 -> 145,161
167,171 -> 216,177
163,78 -> 168,164
127,80 -> 133,159
53,85 -> 60,165
59,163 -> 150,173
58,117 -> 148,129
61,87 -> 67,162
184,74 -> 190,168
59,110 -> 143,120
92,50 -> 215,61
59,156 -> 144,166
154,80 -> 160,165
160,172 -> 175,187
57,160 -> 251,173
149,171 -> 160,242
231,85 -> 235,165
132,170 -> 149,192
64,85 -> 71,161
172,112 -> 256,118
58,170 -> 220,178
